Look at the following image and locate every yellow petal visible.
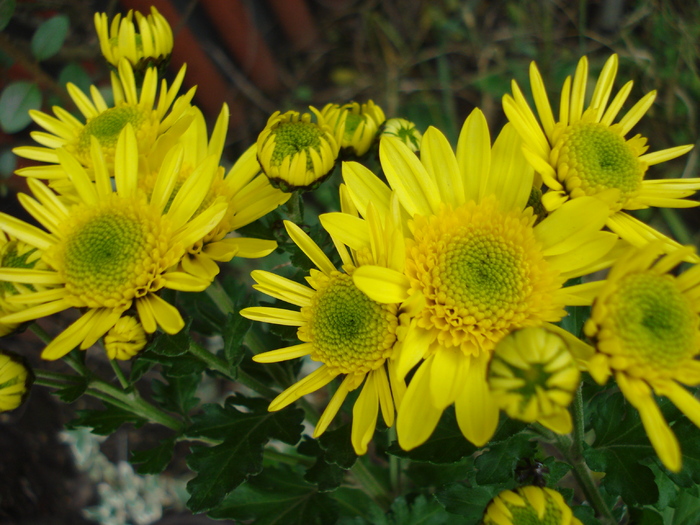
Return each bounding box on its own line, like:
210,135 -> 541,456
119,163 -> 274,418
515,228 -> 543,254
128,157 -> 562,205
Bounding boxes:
396,360 -> 443,450
352,265 -> 410,304
455,352 -> 499,446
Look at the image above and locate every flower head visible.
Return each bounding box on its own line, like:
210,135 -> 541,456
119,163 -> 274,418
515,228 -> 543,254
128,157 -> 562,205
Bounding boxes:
483,486 -> 582,525
0,350 -> 33,412
503,54 -> 699,255
94,7 -> 173,72
256,109 -> 341,192
13,58 -> 193,179
584,242 -> 700,472
104,315 -> 148,360
321,100 -> 385,157
489,327 -> 582,434
381,118 -> 422,152
240,192 -> 407,455
0,125 -> 227,360
341,109 -> 617,450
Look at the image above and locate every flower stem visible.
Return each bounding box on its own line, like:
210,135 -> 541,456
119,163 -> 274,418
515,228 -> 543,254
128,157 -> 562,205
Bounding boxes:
110,358 -> 130,389
351,457 -> 391,510
205,278 -> 236,315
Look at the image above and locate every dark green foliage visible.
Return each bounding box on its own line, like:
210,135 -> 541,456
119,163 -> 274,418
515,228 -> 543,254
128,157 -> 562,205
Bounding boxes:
67,406 -> 146,435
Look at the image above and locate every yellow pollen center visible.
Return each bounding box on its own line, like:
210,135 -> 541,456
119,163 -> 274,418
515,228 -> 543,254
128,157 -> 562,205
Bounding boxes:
607,273 -> 697,370
407,198 -> 563,355
301,271 -> 397,374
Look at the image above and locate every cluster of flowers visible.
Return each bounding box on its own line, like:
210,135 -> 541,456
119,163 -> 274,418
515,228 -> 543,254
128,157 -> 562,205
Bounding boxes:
1,6 -> 700,522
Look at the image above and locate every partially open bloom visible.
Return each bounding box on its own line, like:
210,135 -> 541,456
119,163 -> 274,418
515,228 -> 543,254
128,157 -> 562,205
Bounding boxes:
104,315 -> 148,360
240,193 -> 406,454
13,58 -> 193,180
0,126 -> 227,360
503,54 -> 699,255
483,486 -> 582,525
94,7 -> 174,71
489,327 -> 584,434
584,243 -> 700,472
321,100 -> 385,157
0,350 -> 33,412
342,109 -> 618,450
256,109 -> 341,192
381,118 -> 422,152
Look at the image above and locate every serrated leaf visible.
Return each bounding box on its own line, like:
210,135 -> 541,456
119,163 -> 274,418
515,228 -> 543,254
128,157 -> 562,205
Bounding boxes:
0,0 -> 15,32
0,82 -> 41,133
628,507 -> 664,525
475,431 -> 534,485
131,437 -> 176,475
669,489 -> 700,525
435,482 -> 496,524
185,395 -> 305,512
148,322 -> 193,356
318,423 -> 357,469
151,372 -> 199,416
573,505 -> 598,525
53,377 -> 88,403
31,14 -> 69,61
223,311 -> 251,367
207,464 -> 339,524
129,353 -> 156,382
333,486 -> 384,523
383,494 -> 455,525
67,406 -> 146,435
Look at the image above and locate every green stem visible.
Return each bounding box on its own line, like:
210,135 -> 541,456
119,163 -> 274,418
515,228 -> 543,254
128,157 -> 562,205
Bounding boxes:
110,359 -> 130,389
388,427 -> 401,496
29,322 -> 52,344
263,448 -> 314,467
351,458 -> 391,509
205,279 -> 236,315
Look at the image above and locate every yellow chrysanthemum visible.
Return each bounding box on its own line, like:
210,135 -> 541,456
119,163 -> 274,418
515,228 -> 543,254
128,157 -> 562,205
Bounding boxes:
584,242 -> 700,472
340,109 -> 619,450
321,100 -> 386,157
141,104 -> 289,281
240,194 -> 407,455
503,54 -> 699,255
104,315 -> 148,360
94,7 -> 173,71
489,327 -> 585,434
381,118 -> 423,153
13,58 -> 194,179
0,231 -> 52,337
0,350 -> 33,412
0,125 -> 227,360
483,486 -> 582,525
256,108 -> 341,192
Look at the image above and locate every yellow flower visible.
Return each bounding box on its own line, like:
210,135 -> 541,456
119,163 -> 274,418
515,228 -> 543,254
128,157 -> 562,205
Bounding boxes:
483,486 -> 582,525
141,104 -> 289,281
0,231 -> 51,337
584,242 -> 700,472
240,192 -> 407,455
381,118 -> 422,152
0,350 -> 33,413
321,100 -> 386,156
0,125 -> 227,360
13,58 -> 193,179
340,109 -> 618,450
256,109 -> 341,192
94,7 -> 174,71
104,315 -> 148,360
489,327 -> 585,434
503,54 -> 699,256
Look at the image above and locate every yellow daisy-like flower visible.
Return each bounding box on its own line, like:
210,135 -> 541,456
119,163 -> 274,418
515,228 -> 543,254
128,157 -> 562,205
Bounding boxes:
381,118 -> 423,153
94,7 -> 174,71
483,486 -> 582,525
584,242 -> 700,472
341,109 -> 619,450
503,54 -> 699,254
104,315 -> 148,360
141,104 -> 289,281
321,100 -> 386,157
0,350 -> 33,412
13,58 -> 194,179
0,125 -> 227,361
0,231 -> 51,337
240,193 -> 407,455
488,327 -> 585,434
256,108 -> 341,192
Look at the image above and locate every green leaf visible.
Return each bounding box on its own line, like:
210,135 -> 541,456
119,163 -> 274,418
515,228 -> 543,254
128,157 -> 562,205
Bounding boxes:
318,423 -> 357,469
0,148 -> 17,178
0,0 -> 14,33
53,377 -> 88,403
151,372 -> 200,416
185,395 -> 305,512
668,489 -> 700,525
298,425 -> 357,492
435,482 -> 496,524
381,494 -> 457,525
148,322 -> 192,356
67,406 -> 146,435
474,431 -> 534,485
572,505 -> 598,525
223,310 -> 251,368
333,486 -> 384,523
628,507 -> 664,525
131,437 -> 176,475
58,62 -> 91,92
31,14 -> 69,61
0,81 -> 41,133
208,464 -> 339,524
669,417 -> 700,486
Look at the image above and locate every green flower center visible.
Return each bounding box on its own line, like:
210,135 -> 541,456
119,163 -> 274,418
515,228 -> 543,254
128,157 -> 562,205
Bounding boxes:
559,122 -> 643,202
507,501 -> 562,525
270,121 -> 324,170
305,272 -> 397,374
610,273 -> 696,369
